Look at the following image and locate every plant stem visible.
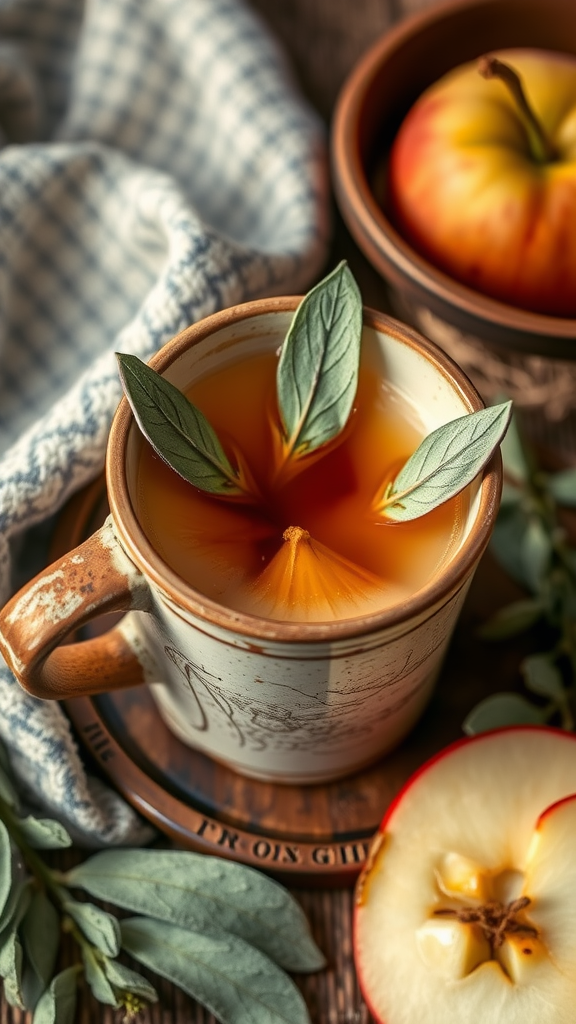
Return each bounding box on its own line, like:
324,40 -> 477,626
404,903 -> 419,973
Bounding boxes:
478,55 -> 557,163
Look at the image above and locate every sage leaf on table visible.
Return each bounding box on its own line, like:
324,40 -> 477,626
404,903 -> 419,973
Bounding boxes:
121,916 -> 312,1024
102,959 -> 158,1004
81,944 -> 119,1008
65,848 -> 325,973
16,816 -> 71,850
463,692 -> 548,735
0,820 -> 11,920
0,882 -> 32,1009
276,260 -> 362,463
375,400 -> 512,521
32,966 -> 80,1024
20,889 -> 60,1011
116,353 -> 247,497
61,899 -> 120,958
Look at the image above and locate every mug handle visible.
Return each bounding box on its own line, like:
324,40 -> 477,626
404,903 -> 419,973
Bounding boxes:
0,516 -> 152,700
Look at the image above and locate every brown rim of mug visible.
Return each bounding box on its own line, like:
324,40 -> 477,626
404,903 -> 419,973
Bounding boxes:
330,0 -> 576,350
106,296 -> 502,644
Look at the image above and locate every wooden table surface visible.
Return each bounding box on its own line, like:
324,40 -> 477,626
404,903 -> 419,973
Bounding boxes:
4,2 -> 570,1021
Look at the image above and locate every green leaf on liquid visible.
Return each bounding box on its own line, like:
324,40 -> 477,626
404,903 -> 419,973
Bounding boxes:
276,261 -> 362,462
116,353 -> 246,498
121,916 -> 312,1024
375,400 -> 512,522
66,849 -> 325,974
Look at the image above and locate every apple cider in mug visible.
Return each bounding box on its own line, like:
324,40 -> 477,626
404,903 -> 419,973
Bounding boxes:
133,345 -> 466,622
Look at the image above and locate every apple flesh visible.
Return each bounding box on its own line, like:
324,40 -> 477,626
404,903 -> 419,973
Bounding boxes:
388,49 -> 576,317
354,727 -> 576,1024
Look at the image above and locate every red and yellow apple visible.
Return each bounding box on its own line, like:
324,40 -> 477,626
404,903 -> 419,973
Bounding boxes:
388,49 -> 576,317
354,727 -> 576,1024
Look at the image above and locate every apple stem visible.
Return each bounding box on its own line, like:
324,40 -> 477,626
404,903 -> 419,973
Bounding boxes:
478,55 -> 558,164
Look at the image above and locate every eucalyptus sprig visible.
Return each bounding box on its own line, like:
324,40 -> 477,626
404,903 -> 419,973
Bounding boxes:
0,742 -> 324,1022
117,263 -> 511,525
463,408 -> 576,736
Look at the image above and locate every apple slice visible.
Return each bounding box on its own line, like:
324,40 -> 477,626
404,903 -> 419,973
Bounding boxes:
354,727 -> 576,1024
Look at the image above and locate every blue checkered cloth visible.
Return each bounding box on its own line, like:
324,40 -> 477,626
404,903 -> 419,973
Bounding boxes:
0,0 -> 329,845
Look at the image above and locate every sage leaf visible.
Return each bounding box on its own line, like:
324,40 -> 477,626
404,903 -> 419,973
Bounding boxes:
463,693 -> 546,735
116,353 -> 244,497
489,505 -> 533,590
32,966 -> 79,1024
499,406 -> 530,484
547,467 -> 576,507
0,883 -> 31,1010
66,850 -> 325,973
522,654 -> 565,701
0,755 -> 17,809
62,899 -> 120,957
121,916 -> 312,1024
103,959 -> 158,1003
276,261 -> 362,461
17,816 -> 72,850
376,400 -> 512,522
0,879 -> 29,935
478,598 -> 545,639
81,945 -> 119,1007
0,820 -> 12,921
20,889 -> 60,1010
520,517 -> 552,593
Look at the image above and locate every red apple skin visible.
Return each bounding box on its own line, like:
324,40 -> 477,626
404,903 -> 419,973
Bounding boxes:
353,725 -> 576,1024
388,49 -> 576,317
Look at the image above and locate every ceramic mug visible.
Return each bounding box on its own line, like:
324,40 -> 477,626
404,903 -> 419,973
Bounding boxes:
0,300 -> 502,784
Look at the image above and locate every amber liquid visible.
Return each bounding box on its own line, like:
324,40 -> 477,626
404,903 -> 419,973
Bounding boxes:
134,349 -> 466,621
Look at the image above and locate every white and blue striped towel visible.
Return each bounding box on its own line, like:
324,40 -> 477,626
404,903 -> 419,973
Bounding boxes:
0,0 -> 329,845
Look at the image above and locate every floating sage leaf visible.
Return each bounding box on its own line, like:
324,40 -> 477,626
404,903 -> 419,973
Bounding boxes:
17,816 -> 71,850
463,693 -> 547,735
81,945 -> 119,1008
62,899 -> 120,958
547,467 -> 576,507
375,400 -> 512,522
32,966 -> 79,1024
0,821 -> 12,921
116,353 -> 245,497
66,849 -> 325,973
121,917 -> 312,1024
276,261 -> 362,462
20,889 -> 60,1010
478,598 -> 545,639
102,959 -> 158,1004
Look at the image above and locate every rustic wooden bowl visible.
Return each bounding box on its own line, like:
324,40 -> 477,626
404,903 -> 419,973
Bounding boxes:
331,0 -> 576,361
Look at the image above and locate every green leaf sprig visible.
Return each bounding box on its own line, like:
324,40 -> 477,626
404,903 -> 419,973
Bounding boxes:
463,407 -> 576,736
117,263 -> 511,524
0,741 -> 324,1022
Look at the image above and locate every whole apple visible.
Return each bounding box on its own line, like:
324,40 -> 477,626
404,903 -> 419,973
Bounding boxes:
388,49 -> 576,317
354,726 -> 576,1024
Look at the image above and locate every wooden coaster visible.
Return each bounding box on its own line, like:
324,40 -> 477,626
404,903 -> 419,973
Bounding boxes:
53,476 -> 525,885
